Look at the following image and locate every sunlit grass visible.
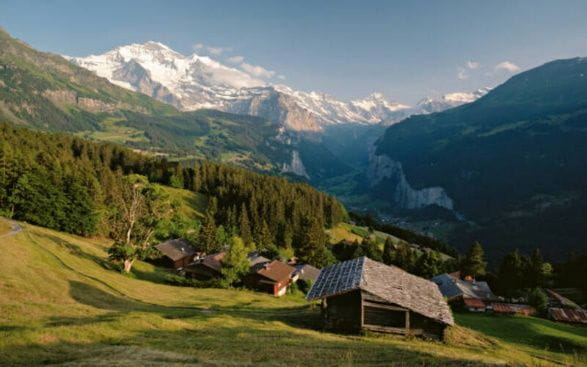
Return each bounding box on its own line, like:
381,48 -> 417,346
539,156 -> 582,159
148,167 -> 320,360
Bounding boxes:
0,222 -> 584,366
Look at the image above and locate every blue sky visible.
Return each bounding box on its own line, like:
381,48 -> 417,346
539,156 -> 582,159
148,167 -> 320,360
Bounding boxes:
1,0 -> 587,103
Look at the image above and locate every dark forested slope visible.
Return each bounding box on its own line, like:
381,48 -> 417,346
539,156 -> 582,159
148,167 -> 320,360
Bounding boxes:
375,57 -> 587,259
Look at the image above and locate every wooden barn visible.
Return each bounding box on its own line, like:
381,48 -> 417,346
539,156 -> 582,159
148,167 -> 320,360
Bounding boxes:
184,252 -> 226,280
155,239 -> 197,269
307,257 -> 454,339
244,260 -> 295,297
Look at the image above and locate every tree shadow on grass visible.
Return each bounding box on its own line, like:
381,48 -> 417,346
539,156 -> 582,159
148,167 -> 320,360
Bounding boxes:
68,280 -> 204,319
0,282 -> 546,366
35,232 -> 111,270
1,320 -> 509,367
44,313 -> 120,328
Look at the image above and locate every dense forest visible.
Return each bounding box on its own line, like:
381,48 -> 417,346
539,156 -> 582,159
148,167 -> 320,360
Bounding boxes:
0,124 -> 345,267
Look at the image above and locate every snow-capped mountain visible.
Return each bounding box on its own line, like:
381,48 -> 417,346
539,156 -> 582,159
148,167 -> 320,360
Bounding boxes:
415,87 -> 491,114
68,41 -> 486,131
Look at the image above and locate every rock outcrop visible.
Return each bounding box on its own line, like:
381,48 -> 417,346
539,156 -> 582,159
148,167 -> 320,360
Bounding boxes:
368,147 -> 454,210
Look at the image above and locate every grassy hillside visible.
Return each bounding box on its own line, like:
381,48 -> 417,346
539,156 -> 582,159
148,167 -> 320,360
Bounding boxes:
1,219 -> 585,366
157,184 -> 207,220
328,223 -> 453,260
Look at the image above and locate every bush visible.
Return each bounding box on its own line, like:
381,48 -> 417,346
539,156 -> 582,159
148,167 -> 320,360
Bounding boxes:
163,274 -> 222,288
527,288 -> 549,314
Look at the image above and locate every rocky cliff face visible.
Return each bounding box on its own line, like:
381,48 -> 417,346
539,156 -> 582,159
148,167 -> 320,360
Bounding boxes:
368,147 -> 454,210
281,150 -> 309,178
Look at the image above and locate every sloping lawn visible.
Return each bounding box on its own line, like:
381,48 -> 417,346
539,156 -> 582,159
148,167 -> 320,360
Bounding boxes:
0,223 -> 585,366
456,312 -> 587,364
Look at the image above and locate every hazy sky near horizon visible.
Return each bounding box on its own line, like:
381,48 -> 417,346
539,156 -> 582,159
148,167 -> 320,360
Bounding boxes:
2,0 -> 587,104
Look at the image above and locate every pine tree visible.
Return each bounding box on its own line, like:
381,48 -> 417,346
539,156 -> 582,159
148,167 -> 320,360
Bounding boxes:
298,217 -> 333,268
462,242 -> 487,278
256,220 -> 273,251
382,237 -> 394,265
239,203 -> 252,245
498,249 -> 525,296
199,210 -> 219,254
415,251 -> 442,278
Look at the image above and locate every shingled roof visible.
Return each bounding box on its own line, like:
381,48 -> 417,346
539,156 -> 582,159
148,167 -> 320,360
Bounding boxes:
257,261 -> 296,283
307,257 -> 454,326
155,239 -> 197,261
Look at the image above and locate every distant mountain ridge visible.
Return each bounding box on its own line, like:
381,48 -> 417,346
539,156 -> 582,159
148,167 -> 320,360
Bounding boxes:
371,57 -> 587,260
69,42 -> 489,131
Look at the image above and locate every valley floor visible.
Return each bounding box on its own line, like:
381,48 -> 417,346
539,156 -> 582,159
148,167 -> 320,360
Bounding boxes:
0,220 -> 585,366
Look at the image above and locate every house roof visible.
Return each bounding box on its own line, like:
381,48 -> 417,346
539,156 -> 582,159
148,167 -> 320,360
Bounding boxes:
492,303 -> 536,315
432,273 -> 494,300
307,257 -> 454,326
463,298 -> 486,309
256,261 -> 295,283
200,252 -> 226,272
546,289 -> 580,309
155,239 -> 197,261
295,264 -> 321,281
247,252 -> 271,268
548,307 -> 587,324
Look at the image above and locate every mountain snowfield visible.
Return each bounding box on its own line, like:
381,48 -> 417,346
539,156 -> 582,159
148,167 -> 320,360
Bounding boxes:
68,42 -> 489,131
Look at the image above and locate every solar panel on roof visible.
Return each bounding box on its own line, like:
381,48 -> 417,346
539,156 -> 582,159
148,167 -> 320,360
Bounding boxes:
307,257 -> 364,300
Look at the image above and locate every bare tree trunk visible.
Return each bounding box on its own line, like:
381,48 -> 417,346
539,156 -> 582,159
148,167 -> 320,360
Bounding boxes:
123,258 -> 135,273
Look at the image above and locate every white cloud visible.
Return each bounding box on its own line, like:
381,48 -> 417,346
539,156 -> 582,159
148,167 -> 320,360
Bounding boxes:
241,62 -> 276,79
457,67 -> 469,80
495,61 -> 521,73
277,74 -> 286,80
193,42 -> 231,56
228,55 -> 244,64
207,47 -> 225,55
466,61 -> 480,69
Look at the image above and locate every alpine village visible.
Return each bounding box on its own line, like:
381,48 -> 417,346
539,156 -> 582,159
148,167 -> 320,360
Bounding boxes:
1,2 -> 587,366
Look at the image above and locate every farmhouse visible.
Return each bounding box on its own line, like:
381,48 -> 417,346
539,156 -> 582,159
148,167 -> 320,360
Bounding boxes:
432,272 -> 495,311
244,260 -> 296,296
546,289 -> 587,324
307,257 -> 454,339
185,252 -> 226,280
155,238 -> 197,269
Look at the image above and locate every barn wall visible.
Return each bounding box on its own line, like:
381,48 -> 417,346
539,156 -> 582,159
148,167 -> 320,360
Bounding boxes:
360,290 -> 446,340
243,274 -> 276,295
186,264 -> 220,280
324,290 -> 362,333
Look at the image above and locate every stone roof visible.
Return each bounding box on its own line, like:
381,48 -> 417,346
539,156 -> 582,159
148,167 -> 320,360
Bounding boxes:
432,273 -> 494,300
200,252 -> 226,272
307,257 -> 454,326
155,239 -> 197,261
548,307 -> 587,324
546,289 -> 580,308
247,252 -> 271,268
295,264 -> 321,281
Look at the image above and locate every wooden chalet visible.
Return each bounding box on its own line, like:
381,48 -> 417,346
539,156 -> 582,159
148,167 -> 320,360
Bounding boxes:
432,272 -> 495,313
185,252 -> 226,280
307,257 -> 454,339
155,239 -> 197,269
244,260 -> 295,297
